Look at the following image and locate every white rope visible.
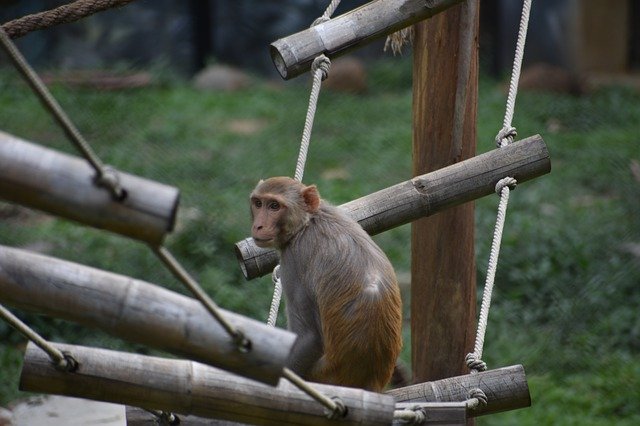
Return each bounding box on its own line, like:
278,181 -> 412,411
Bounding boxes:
270,1 -> 337,326
294,55 -> 331,182
468,0 -> 532,373
266,265 -> 282,327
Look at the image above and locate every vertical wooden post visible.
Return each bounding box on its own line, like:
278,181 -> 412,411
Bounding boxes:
411,1 -> 479,383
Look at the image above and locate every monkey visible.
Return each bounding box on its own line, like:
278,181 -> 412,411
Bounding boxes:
250,176 -> 402,392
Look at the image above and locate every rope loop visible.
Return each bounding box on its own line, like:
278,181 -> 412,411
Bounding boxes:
467,388 -> 488,410
495,177 -> 517,195
495,126 -> 517,148
465,352 -> 487,373
54,351 -> 79,372
95,165 -> 126,201
311,16 -> 330,27
311,55 -> 331,81
325,396 -> 348,420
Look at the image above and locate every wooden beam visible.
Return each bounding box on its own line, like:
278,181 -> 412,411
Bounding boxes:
270,0 -> 466,79
411,0 -> 478,385
0,130 -> 179,245
388,365 -> 531,417
20,342 -> 396,426
235,135 -> 550,279
0,245 -> 296,386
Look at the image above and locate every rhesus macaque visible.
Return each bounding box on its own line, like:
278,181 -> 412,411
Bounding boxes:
250,176 -> 402,392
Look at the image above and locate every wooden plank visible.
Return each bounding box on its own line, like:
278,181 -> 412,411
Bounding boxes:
270,0 -> 466,79
389,365 -> 531,417
411,0 -> 478,385
20,342 -> 396,426
0,245 -> 296,386
0,130 -> 179,245
235,135 -> 550,279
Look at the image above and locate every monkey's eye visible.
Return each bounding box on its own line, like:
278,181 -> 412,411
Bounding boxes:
268,201 -> 281,211
253,199 -> 262,208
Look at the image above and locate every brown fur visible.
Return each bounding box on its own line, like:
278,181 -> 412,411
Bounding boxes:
250,177 -> 402,391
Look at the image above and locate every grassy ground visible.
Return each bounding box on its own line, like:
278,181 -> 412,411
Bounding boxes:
0,59 -> 639,424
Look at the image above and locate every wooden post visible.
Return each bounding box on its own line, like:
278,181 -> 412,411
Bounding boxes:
20,342 -> 396,426
411,0 -> 479,383
235,135 -> 550,279
0,245 -> 296,386
0,130 -> 179,245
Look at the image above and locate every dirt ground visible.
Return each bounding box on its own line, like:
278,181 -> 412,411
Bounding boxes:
3,395 -> 125,426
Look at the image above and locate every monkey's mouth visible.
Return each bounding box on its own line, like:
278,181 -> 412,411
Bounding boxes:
253,237 -> 274,248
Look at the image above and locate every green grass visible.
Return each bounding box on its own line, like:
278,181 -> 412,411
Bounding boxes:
0,59 -> 639,425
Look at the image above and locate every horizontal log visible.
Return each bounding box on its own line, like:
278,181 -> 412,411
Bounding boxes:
0,245 -> 295,386
0,130 -> 179,245
388,365 -> 531,417
236,134 -> 550,279
126,406 -> 247,425
21,343 -> 396,426
270,0 -> 466,79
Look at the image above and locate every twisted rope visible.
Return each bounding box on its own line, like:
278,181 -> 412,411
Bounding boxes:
312,0 -> 342,26
1,0 -> 137,39
153,246 -> 251,353
0,303 -> 78,372
293,55 -> 331,182
393,406 -> 427,424
282,368 -> 347,419
0,28 -> 125,200
468,0 -> 532,373
266,265 -> 282,327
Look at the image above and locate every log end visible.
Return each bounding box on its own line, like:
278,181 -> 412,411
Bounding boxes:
234,238 -> 280,280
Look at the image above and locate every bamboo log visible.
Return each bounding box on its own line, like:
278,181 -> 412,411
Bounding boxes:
388,365 -> 531,417
21,342 -> 396,426
0,130 -> 179,245
0,245 -> 296,385
270,0 -> 466,79
236,134 -> 550,279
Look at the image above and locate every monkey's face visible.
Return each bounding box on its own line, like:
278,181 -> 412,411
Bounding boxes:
250,195 -> 286,248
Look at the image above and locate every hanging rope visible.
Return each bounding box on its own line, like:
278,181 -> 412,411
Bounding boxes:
467,0 -> 532,373
0,303 -> 78,372
282,368 -> 346,420
268,0 -> 338,326
1,0 -> 137,39
152,246 -> 251,353
0,28 -> 125,200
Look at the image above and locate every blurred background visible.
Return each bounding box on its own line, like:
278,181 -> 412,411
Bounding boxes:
0,0 -> 638,424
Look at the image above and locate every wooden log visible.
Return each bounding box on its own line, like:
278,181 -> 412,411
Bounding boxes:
21,342 -> 396,426
236,134 -> 550,279
388,365 -> 531,417
270,0 -> 466,79
0,130 -> 179,245
0,245 -> 296,386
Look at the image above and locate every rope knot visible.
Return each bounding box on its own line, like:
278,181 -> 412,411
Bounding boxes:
54,351 -> 79,372
495,126 -> 517,147
311,16 -> 330,27
312,55 -> 331,81
465,352 -> 487,373
95,165 -> 126,201
467,388 -> 488,410
325,396 -> 347,419
495,177 -> 517,195
408,406 -> 427,424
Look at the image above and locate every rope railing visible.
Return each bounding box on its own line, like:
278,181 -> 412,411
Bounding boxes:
467,0 -> 533,374
1,0 -> 138,39
0,28 -> 125,200
0,303 -> 77,372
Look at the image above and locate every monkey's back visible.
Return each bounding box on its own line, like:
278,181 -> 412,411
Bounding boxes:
280,203 -> 402,391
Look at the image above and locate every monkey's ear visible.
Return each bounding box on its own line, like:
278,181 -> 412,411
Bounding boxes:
302,185 -> 320,213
